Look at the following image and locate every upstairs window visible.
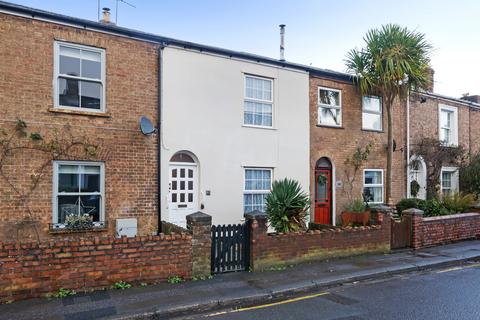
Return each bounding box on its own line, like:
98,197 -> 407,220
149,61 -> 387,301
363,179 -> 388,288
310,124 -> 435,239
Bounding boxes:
243,168 -> 272,213
362,96 -> 382,131
318,87 -> 342,127
438,104 -> 458,146
54,42 -> 105,111
244,75 -> 273,127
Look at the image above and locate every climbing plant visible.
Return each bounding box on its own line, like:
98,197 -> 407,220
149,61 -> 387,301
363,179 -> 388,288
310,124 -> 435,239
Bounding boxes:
0,120 -> 100,241
343,142 -> 373,203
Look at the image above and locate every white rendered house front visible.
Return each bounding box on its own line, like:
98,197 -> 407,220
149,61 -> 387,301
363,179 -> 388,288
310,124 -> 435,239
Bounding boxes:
161,47 -> 310,226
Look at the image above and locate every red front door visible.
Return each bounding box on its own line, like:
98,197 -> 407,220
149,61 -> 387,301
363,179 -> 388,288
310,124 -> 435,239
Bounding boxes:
315,168 -> 332,225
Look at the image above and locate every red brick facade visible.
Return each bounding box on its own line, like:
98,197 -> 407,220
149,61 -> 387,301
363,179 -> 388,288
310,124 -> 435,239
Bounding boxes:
0,13 -> 159,241
309,76 -> 407,223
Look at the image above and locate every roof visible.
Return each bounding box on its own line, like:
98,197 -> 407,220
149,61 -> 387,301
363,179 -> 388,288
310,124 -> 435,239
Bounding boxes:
0,0 -> 353,83
415,91 -> 480,110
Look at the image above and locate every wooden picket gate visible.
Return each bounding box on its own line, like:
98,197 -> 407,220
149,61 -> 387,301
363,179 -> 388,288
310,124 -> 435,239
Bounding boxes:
211,223 -> 250,274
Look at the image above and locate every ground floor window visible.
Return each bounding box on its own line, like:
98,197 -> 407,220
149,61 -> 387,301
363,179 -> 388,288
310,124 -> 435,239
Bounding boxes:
243,168 -> 272,213
363,169 -> 384,203
441,167 -> 459,196
53,161 -> 105,226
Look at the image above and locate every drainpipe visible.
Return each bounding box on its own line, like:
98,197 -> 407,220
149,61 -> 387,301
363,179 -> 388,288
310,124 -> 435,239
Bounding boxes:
406,89 -> 410,198
157,43 -> 165,234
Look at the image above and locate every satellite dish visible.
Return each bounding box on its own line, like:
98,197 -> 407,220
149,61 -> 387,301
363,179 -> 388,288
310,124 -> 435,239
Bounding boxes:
139,116 -> 156,135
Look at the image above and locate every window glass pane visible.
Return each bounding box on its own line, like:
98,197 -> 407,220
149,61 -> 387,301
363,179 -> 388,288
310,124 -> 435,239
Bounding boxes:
245,76 -> 272,101
316,172 -> 328,202
363,113 -> 382,130
180,193 -> 185,202
365,171 -> 382,185
441,110 -> 452,128
59,55 -> 80,77
172,193 -> 177,203
59,173 -> 78,192
319,89 -> 339,106
243,193 -> 267,213
188,181 -> 193,190
441,128 -> 450,143
80,81 -> 101,109
81,59 -> 101,79
363,96 -> 381,112
80,173 -> 100,192
82,49 -> 101,62
180,181 -> 185,190
188,193 -> 193,202
244,101 -> 272,127
58,195 -> 80,223
59,77 -> 79,107
442,172 -> 452,188
59,165 -> 79,174
319,106 -> 341,126
80,195 -> 100,221
180,169 -> 185,178
172,181 -> 177,190
363,186 -> 382,203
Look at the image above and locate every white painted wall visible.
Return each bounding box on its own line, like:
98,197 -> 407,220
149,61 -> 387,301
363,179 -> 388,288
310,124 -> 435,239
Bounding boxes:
161,47 -> 310,225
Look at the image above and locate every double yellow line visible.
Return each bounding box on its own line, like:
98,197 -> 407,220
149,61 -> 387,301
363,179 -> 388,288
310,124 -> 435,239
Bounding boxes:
206,292 -> 329,317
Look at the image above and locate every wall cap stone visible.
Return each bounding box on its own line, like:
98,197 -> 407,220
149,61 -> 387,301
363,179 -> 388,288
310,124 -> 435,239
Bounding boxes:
244,210 -> 267,220
186,211 -> 212,223
402,208 -> 424,216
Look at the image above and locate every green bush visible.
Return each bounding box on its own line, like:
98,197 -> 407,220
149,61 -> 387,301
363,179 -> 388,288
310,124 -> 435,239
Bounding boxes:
396,198 -> 425,215
442,193 -> 476,213
343,199 -> 366,213
265,178 -> 310,233
460,154 -> 480,198
420,198 -> 450,217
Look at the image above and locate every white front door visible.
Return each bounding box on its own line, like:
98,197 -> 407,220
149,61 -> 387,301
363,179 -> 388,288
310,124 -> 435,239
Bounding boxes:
408,157 -> 427,200
168,164 -> 198,228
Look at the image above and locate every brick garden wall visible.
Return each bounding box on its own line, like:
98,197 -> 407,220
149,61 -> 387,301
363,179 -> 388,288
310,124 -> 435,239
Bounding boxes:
0,233 -> 192,303
405,211 -> 480,249
247,211 -> 391,271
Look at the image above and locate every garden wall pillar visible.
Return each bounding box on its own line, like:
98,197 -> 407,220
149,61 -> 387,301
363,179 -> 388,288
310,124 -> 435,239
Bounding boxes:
186,212 -> 212,277
244,210 -> 268,271
402,208 -> 424,249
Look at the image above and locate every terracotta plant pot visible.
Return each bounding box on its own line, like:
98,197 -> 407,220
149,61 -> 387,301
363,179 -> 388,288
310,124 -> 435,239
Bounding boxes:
341,210 -> 370,227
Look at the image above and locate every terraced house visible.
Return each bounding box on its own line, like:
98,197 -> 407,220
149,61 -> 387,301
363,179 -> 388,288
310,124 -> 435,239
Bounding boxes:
0,1 -> 479,241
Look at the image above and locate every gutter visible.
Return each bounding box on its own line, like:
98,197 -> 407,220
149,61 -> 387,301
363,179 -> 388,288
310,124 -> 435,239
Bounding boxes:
157,44 -> 165,234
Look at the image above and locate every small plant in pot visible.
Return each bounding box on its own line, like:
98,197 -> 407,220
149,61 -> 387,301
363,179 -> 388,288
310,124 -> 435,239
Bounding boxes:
65,213 -> 94,231
341,199 -> 370,227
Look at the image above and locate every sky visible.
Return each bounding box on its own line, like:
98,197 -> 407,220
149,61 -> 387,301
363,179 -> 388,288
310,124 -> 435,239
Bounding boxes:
7,0 -> 480,97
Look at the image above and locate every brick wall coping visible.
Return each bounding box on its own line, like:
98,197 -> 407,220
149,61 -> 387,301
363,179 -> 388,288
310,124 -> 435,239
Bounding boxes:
266,224 -> 382,238
0,233 -> 192,248
423,212 -> 480,222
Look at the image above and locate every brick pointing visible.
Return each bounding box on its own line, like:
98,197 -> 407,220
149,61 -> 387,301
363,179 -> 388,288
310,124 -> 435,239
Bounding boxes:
248,212 -> 391,271
408,212 -> 480,249
0,234 -> 192,302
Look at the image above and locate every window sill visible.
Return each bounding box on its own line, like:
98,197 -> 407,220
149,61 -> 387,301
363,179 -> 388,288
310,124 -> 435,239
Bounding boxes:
48,107 -> 111,118
361,128 -> 384,133
49,221 -> 108,234
242,124 -> 277,130
316,124 -> 344,129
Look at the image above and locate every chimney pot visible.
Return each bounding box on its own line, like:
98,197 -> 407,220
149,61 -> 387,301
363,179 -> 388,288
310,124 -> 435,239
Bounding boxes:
101,7 -> 111,24
279,24 -> 286,61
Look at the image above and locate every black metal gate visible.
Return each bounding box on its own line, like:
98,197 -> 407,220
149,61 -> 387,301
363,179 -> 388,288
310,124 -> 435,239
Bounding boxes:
211,223 -> 250,273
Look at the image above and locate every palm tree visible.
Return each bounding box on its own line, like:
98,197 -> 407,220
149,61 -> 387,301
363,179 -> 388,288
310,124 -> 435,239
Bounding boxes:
345,24 -> 432,205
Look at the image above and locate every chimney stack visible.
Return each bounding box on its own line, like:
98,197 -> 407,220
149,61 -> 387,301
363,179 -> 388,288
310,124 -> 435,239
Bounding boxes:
425,67 -> 434,92
100,7 -> 111,24
279,24 -> 286,61
461,94 -> 480,104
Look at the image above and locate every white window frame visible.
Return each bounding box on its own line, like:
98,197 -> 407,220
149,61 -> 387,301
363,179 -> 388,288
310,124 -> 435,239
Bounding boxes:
52,161 -> 106,228
243,74 -> 274,129
362,95 -> 383,131
363,169 -> 384,204
438,104 -> 458,146
243,167 -> 273,213
440,166 -> 459,195
53,41 -> 106,112
317,86 -> 342,127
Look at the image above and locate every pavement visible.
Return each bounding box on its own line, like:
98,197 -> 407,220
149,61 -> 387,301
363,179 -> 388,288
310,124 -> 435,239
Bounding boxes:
1,240 -> 480,320
172,260 -> 480,320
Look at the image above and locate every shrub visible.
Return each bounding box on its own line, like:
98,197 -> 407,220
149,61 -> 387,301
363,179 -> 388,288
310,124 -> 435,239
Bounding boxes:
54,288 -> 76,298
113,281 -> 132,290
343,199 -> 366,213
265,178 -> 310,233
396,198 -> 425,215
442,193 -> 476,213
420,198 -> 450,217
167,275 -> 184,284
460,154 -> 480,198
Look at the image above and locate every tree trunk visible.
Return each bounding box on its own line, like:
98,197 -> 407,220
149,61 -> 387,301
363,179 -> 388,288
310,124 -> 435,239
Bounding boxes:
386,98 -> 394,206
